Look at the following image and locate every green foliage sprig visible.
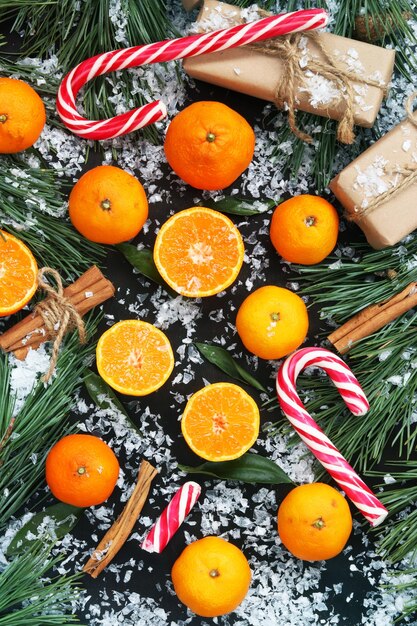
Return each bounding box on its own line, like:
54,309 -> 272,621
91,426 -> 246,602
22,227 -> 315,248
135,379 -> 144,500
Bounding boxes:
0,541 -> 81,625
0,155 -> 105,279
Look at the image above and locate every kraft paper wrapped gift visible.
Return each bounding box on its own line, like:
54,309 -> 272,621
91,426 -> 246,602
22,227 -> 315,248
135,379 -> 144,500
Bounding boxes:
183,0 -> 395,134
329,108 -> 417,249
182,0 -> 200,9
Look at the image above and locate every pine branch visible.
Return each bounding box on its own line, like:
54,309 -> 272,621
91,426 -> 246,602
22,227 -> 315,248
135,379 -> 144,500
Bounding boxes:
0,315 -> 100,529
0,155 -> 106,280
0,541 -> 80,625
296,236 -> 417,324
1,0 -> 174,144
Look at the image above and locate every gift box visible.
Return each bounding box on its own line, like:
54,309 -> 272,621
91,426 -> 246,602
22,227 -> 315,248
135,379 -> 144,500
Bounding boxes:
329,103 -> 417,249
183,0 -> 395,139
182,0 -> 200,10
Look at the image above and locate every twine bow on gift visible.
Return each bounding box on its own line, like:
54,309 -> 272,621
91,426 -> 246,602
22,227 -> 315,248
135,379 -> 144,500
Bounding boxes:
35,267 -> 87,382
346,91 -> 417,222
250,27 -> 388,145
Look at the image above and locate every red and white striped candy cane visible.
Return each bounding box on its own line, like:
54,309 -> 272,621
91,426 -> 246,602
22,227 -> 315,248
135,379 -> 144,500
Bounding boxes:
57,8 -> 328,140
141,481 -> 201,553
276,347 -> 388,527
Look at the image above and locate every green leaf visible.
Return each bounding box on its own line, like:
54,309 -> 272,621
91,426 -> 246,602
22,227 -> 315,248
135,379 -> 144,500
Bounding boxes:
84,370 -> 141,435
198,196 -> 277,216
6,504 -> 82,556
178,452 -> 293,485
116,243 -> 177,297
195,343 -> 267,392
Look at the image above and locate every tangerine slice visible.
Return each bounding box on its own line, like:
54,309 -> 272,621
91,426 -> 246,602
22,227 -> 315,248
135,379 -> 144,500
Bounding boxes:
181,382 -> 260,462
0,230 -> 38,317
153,207 -> 244,298
96,320 -> 174,396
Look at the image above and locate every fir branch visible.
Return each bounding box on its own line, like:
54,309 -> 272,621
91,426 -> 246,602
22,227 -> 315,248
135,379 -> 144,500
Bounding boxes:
369,461 -> 417,563
296,237 -> 417,325
0,541 -> 80,625
1,0 -> 173,144
0,155 -> 105,279
0,315 -> 100,529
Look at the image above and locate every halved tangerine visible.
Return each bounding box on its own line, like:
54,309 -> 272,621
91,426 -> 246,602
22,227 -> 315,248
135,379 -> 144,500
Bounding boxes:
0,230 -> 38,317
153,207 -> 244,298
96,320 -> 174,396
181,382 -> 260,462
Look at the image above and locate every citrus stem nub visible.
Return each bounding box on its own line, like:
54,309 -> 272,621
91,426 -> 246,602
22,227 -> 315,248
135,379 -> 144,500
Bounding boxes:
101,199 -> 111,211
270,312 -> 280,322
77,467 -> 86,475
0,114 -> 7,124
206,132 -> 216,143
305,215 -> 316,227
312,516 -> 326,530
209,569 -> 220,578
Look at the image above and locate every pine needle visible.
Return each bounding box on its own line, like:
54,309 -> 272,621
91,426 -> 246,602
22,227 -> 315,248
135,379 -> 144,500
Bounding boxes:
0,154 -> 106,279
0,315 -> 100,529
0,541 -> 81,625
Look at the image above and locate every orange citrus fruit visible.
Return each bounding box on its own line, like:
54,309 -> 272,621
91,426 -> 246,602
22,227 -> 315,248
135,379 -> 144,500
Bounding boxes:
277,483 -> 353,561
164,101 -> 255,190
96,320 -> 174,396
153,207 -> 244,298
270,195 -> 339,265
236,285 -> 308,360
172,536 -> 251,617
69,165 -> 148,244
181,382 -> 260,462
0,230 -> 38,317
0,77 -> 46,153
45,434 -> 119,508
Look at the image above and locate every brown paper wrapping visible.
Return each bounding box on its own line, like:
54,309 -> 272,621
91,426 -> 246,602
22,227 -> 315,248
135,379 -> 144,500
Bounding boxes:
183,0 -> 395,128
329,116 -> 417,249
182,0 -> 201,10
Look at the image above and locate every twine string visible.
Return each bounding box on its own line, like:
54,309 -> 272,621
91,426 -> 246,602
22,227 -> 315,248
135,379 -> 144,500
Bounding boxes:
35,267 -> 87,382
346,91 -> 417,222
248,28 -> 387,145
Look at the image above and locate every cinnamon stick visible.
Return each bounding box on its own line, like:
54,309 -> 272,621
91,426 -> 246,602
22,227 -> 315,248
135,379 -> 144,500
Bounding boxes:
0,266 -> 115,357
83,460 -> 158,578
328,281 -> 417,354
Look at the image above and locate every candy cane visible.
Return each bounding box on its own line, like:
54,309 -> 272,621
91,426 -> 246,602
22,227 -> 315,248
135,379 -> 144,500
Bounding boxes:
276,347 -> 388,527
141,481 -> 201,553
57,8 -> 329,140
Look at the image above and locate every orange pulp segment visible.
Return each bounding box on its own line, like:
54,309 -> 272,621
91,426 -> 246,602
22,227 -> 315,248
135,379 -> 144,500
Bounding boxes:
96,320 -> 174,396
0,230 -> 38,317
153,207 -> 244,298
181,382 -> 260,462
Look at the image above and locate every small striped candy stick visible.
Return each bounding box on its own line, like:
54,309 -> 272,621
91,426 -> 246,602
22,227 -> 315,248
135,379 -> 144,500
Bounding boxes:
57,8 -> 329,140
276,347 -> 388,527
141,481 -> 201,553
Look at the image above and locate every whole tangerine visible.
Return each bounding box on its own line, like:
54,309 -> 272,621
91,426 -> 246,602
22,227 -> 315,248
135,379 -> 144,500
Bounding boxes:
277,483 -> 353,561
270,195 -> 339,265
164,101 -> 255,190
0,77 -> 46,153
171,536 -> 251,617
45,433 -> 120,508
236,285 -> 309,360
69,165 -> 148,244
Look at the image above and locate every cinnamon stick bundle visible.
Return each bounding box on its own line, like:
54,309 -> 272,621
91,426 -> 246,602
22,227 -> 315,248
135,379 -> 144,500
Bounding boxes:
328,281 -> 417,354
84,460 -> 158,578
0,265 -> 114,359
